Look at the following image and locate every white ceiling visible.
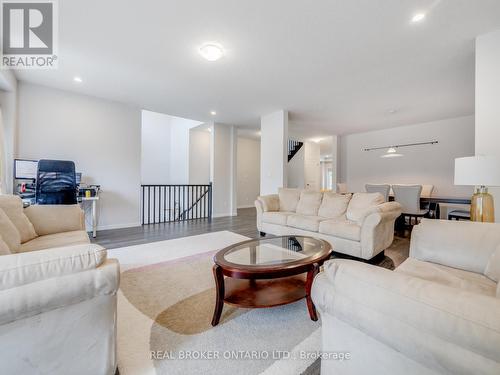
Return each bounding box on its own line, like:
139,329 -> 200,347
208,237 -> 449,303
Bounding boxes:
14,0 -> 500,135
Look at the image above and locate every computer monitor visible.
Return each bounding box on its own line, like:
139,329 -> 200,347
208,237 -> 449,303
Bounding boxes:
14,159 -> 38,180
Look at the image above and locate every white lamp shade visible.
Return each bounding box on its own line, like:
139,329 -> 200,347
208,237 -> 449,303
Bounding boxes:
454,156 -> 500,186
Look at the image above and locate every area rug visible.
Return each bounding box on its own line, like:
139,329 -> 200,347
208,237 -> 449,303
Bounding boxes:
108,231 -> 323,375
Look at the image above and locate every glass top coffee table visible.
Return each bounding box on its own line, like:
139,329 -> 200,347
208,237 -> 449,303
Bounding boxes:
211,236 -> 332,326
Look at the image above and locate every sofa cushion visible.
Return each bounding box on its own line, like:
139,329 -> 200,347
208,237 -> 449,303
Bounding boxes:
261,211 -> 294,226
318,192 -> 351,218
0,208 -> 21,252
319,219 -> 361,241
24,204 -> 84,236
0,195 -> 37,243
485,245 -> 500,282
278,188 -> 301,212
346,192 -> 385,224
0,243 -> 107,291
296,191 -> 323,216
396,258 -> 497,297
287,214 -> 325,232
0,236 -> 10,255
19,230 -> 90,253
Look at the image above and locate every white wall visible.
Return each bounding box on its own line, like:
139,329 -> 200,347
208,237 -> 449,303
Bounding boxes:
340,115 -> 475,197
0,70 -> 18,193
17,82 -> 142,230
476,30 -> 500,221
211,123 -> 237,217
287,146 -> 305,189
260,110 -> 288,195
287,141 -> 321,190
141,110 -> 201,184
141,110 -> 171,183
237,137 -> 260,208
304,141 -> 321,190
189,128 -> 211,184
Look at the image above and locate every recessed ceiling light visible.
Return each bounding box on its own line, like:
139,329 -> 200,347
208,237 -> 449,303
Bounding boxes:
73,76 -> 82,83
210,111 -> 217,116
388,109 -> 398,114
411,13 -> 426,23
199,42 -> 225,61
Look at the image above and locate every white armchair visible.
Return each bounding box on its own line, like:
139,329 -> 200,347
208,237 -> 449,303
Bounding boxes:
0,245 -> 119,375
0,195 -> 119,375
312,219 -> 500,374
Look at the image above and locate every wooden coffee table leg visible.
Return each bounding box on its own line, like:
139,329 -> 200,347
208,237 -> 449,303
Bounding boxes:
305,263 -> 319,321
211,264 -> 225,326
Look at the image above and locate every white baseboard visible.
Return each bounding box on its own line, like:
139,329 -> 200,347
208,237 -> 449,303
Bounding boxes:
212,212 -> 237,218
237,205 -> 255,209
94,222 -> 142,231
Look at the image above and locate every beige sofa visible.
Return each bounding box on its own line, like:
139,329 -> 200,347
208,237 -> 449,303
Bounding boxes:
255,188 -> 402,260
312,219 -> 500,374
0,195 -> 119,375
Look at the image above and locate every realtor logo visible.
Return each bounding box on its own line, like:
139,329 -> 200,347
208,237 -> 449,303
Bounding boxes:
1,0 -> 58,68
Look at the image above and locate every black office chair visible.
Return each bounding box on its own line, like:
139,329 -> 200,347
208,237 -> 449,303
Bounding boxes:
35,160 -> 78,205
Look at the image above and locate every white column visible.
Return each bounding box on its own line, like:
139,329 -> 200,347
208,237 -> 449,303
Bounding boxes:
210,123 -> 237,217
260,110 -> 288,195
476,30 -> 500,221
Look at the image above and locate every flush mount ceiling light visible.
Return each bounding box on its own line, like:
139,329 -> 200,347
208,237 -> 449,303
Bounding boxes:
210,111 -> 217,115
73,76 -> 82,83
411,13 -> 426,23
199,42 -> 225,61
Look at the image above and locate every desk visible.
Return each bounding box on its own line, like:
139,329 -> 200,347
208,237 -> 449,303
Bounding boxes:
78,196 -> 99,238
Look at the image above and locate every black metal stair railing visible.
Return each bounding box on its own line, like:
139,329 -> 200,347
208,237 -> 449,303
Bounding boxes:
287,139 -> 304,161
141,183 -> 212,225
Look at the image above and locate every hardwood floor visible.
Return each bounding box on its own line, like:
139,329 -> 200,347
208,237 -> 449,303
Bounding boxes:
92,207 -> 261,249
92,207 -> 410,267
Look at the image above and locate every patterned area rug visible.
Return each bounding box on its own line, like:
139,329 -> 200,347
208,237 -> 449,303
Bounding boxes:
108,232 -> 323,375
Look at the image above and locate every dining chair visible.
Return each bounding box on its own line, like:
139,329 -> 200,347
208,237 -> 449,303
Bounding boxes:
336,183 -> 348,194
392,184 -> 429,227
365,184 -> 391,202
420,184 -> 435,217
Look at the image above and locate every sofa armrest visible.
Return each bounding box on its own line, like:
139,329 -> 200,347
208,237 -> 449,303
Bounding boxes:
24,204 -> 85,236
312,259 -> 500,373
410,219 -> 500,274
257,194 -> 279,212
0,244 -> 107,291
0,259 -> 119,326
359,202 -> 401,259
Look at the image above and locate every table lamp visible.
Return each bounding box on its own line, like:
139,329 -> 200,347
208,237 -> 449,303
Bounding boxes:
454,156 -> 500,222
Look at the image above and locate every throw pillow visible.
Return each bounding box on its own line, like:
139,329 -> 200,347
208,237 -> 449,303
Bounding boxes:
318,193 -> 351,218
346,192 -> 385,224
296,191 -> 323,216
278,188 -> 301,212
0,208 -> 21,252
0,195 -> 37,243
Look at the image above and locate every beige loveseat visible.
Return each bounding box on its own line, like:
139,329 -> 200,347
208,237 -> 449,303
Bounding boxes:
255,188 -> 402,261
0,195 -> 119,375
312,219 -> 500,374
